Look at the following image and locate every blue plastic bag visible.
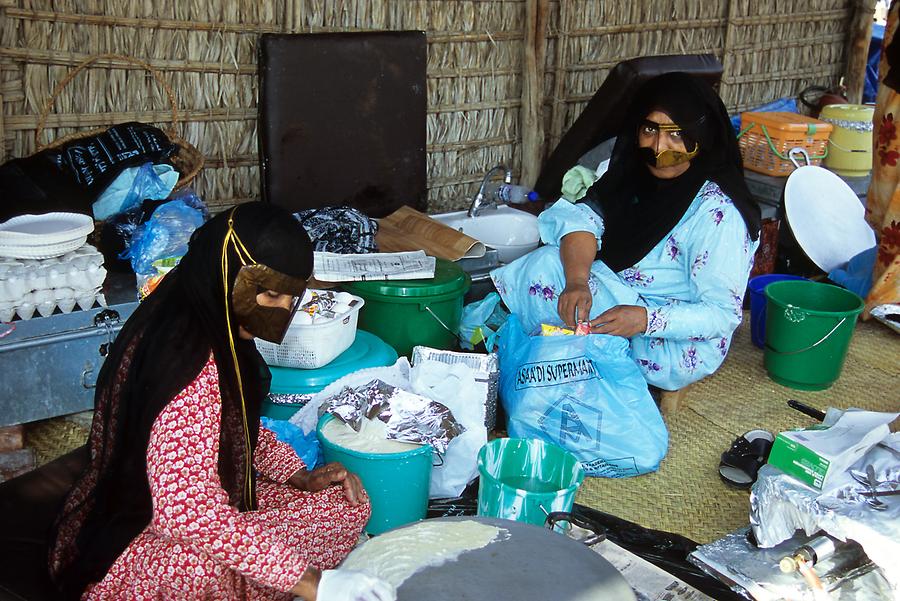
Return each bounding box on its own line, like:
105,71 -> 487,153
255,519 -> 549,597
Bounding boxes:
92,162 -> 179,220
260,416 -> 323,469
459,292 -> 509,352
498,314 -> 668,477
122,198 -> 205,275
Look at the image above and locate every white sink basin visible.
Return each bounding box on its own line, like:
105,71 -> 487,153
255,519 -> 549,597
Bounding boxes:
432,205 -> 540,263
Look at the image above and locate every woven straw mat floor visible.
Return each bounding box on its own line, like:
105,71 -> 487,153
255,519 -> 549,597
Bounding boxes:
24,313 -> 898,544
24,412 -> 91,468
576,311 -> 900,544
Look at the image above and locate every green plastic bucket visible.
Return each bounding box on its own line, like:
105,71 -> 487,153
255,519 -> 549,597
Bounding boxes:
316,414 -> 433,535
477,438 -> 585,527
763,280 -> 864,391
345,259 -> 471,357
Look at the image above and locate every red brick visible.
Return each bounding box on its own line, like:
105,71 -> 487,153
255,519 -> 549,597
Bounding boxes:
0,425 -> 24,452
0,448 -> 35,483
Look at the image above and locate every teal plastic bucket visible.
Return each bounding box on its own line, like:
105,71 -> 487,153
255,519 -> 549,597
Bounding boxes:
477,438 -> 585,527
261,331 -> 398,420
763,280 -> 864,391
317,414 -> 433,534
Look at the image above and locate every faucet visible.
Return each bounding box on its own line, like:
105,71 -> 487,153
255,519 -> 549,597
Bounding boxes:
467,164 -> 512,218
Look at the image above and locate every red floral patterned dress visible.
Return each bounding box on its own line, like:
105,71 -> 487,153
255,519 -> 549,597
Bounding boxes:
83,357 -> 370,600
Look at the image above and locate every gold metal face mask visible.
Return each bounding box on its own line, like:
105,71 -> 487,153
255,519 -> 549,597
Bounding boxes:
638,120 -> 700,168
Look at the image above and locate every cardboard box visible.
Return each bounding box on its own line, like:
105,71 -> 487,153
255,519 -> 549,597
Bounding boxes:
767,411 -> 895,491
767,427 -> 832,490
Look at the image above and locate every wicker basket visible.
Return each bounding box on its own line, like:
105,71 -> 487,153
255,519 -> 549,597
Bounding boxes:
34,53 -> 203,191
737,112 -> 832,177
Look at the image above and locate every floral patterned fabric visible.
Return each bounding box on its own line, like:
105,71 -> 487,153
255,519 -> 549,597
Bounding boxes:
491,180 -> 757,391
866,0 -> 900,316
83,357 -> 370,600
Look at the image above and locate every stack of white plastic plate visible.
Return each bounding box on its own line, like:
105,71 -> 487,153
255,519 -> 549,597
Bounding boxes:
0,213 -> 95,260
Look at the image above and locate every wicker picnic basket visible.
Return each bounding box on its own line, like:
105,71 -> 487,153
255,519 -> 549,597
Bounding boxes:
33,53 -> 203,191
737,112 -> 832,177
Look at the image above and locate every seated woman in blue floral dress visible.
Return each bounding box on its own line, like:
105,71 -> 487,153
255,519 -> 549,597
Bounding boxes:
492,72 -> 761,391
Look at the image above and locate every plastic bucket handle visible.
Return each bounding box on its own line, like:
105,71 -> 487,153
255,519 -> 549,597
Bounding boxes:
765,315 -> 848,356
422,304 -> 465,347
545,511 -> 607,546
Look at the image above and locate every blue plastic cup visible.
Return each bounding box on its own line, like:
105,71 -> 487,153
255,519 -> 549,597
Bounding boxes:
748,274 -> 808,348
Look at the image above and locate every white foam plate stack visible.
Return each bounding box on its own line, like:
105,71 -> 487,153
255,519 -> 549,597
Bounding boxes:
0,244 -> 107,321
0,212 -> 95,260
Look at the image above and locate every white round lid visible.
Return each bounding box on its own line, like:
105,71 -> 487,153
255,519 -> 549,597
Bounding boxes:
784,166 -> 876,273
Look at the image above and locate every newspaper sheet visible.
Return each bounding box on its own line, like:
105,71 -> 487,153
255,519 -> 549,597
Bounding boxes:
313,250 -> 436,282
591,540 -> 713,601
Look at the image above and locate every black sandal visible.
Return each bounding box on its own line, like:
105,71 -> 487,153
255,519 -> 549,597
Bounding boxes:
718,429 -> 775,489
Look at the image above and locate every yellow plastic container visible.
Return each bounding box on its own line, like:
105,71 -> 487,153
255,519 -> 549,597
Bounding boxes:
819,104 -> 875,177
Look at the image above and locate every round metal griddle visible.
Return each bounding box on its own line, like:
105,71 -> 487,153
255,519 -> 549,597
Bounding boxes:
379,516 -> 637,601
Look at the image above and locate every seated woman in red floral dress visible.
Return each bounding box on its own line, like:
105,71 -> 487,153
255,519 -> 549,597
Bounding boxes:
49,202 -> 394,601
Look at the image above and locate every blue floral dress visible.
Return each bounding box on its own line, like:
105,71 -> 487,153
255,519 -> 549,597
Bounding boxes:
490,181 -> 758,390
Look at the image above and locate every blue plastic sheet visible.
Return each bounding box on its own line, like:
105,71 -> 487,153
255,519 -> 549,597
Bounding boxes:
731,98 -> 799,134
497,314 -> 668,478
828,246 -> 877,298
865,23 -> 885,104
260,416 -> 323,469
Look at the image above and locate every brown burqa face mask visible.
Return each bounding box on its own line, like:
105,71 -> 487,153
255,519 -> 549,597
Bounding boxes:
231,264 -> 308,344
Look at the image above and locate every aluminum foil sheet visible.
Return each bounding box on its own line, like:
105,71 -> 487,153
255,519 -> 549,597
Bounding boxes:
871,304 -> 900,335
411,346 -> 499,430
318,378 -> 464,454
689,528 -> 892,600
750,436 -> 900,595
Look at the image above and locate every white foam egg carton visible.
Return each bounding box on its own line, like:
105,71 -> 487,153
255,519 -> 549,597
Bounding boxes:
0,244 -> 108,321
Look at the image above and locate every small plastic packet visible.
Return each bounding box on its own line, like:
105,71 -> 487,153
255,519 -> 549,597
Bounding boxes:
541,323 -> 574,336
540,322 -> 591,336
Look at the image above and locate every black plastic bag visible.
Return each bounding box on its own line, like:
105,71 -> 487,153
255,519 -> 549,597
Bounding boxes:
44,122 -> 176,193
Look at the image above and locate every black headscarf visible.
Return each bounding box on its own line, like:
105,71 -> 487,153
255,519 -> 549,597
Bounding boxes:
49,202 -> 313,599
579,72 -> 760,272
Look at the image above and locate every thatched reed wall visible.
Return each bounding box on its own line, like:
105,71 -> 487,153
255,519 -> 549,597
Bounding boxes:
0,0 -> 862,214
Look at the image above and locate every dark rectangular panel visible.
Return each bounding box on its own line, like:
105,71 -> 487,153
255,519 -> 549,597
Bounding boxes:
258,32 -> 427,217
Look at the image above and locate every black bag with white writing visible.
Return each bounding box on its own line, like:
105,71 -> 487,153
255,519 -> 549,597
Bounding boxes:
44,122 -> 176,193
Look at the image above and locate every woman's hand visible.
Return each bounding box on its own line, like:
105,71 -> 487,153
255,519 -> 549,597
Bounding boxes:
291,567 -> 321,600
558,282 -> 593,328
558,231 -> 599,327
591,305 -> 647,337
289,462 -> 368,505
